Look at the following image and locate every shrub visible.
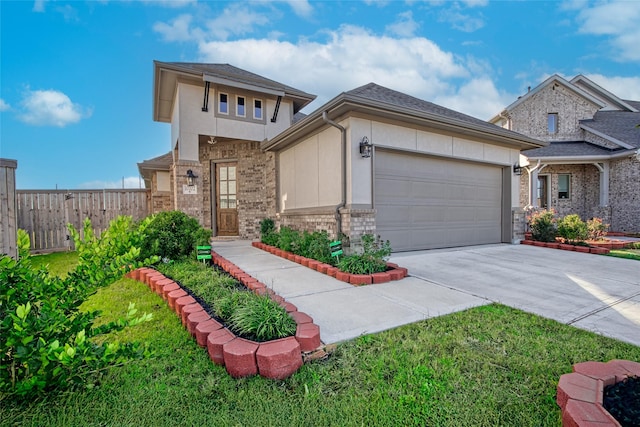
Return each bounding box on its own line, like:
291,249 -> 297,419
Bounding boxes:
140,211 -> 212,261
0,217 -> 153,397
527,209 -> 557,242
276,226 -> 301,253
587,217 -> 609,241
338,234 -> 391,275
304,231 -> 335,265
259,218 -> 279,247
557,214 -> 588,244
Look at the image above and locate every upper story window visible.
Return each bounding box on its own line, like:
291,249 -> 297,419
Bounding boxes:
253,99 -> 263,120
218,93 -> 228,115
236,96 -> 246,117
547,113 -> 558,133
558,174 -> 570,199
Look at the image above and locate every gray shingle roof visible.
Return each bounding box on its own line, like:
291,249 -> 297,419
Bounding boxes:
624,100 -> 640,111
165,62 -> 315,100
523,141 -> 619,158
345,83 -> 505,134
581,110 -> 640,149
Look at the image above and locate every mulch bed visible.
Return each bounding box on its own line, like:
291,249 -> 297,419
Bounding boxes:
603,376 -> 640,427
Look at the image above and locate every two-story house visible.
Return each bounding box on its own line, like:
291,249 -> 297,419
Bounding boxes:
140,61 -> 545,251
491,75 -> 640,232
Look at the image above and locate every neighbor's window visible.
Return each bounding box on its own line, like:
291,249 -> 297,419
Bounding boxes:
558,174 -> 570,199
237,96 -> 246,117
253,99 -> 263,120
219,93 -> 228,114
548,113 -> 558,133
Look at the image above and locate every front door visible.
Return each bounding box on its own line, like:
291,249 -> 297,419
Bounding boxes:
216,163 -> 239,236
537,176 -> 549,208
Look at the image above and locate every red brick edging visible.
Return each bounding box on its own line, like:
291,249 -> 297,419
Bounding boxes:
557,359 -> 640,426
251,241 -> 408,285
126,257 -> 324,380
521,239 -> 611,255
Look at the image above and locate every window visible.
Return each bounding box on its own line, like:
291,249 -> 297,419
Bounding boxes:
548,113 -> 558,133
218,93 -> 228,114
558,174 -> 570,199
253,99 -> 263,120
236,96 -> 246,117
537,175 -> 549,208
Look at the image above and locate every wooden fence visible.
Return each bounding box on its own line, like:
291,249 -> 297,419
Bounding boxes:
16,189 -> 150,252
1,159 -> 18,258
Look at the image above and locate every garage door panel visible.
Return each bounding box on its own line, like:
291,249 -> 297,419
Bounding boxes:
375,151 -> 503,251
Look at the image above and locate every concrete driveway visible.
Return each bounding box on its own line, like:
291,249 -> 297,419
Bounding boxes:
390,244 -> 640,347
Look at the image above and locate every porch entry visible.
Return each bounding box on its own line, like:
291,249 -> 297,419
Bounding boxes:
537,175 -> 549,209
215,162 -> 238,236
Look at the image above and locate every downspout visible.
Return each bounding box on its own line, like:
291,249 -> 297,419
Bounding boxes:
524,159 -> 541,207
322,111 -> 346,238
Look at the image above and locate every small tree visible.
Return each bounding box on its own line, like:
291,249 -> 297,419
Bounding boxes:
139,211 -> 212,261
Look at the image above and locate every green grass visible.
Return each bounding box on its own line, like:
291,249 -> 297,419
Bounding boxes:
30,250 -> 79,277
607,248 -> 640,261
3,252 -> 640,426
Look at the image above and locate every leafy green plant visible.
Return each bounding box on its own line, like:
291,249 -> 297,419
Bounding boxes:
1,217 -> 153,398
587,217 -> 609,241
557,214 -> 588,244
276,226 -> 301,253
139,211 -> 212,261
228,295 -> 297,342
337,234 -> 391,275
527,208 -> 557,242
303,231 -> 335,265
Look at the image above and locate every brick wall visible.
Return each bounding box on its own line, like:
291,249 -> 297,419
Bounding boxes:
609,157 -> 640,232
150,173 -> 171,214
199,140 -> 275,239
277,211 -> 338,239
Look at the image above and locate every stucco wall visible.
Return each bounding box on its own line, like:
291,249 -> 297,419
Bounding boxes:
509,84 -> 600,142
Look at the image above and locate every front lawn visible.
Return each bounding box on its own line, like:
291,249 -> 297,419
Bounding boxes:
3,252 -> 640,426
608,245 -> 640,261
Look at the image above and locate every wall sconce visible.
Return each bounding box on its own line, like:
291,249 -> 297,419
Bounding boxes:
359,136 -> 372,158
186,169 -> 198,186
513,163 -> 523,175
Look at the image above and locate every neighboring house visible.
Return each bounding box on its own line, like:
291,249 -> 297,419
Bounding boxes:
490,74 -> 640,232
145,61 -> 544,251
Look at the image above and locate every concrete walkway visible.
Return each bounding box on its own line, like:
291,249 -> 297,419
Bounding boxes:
213,241 -> 640,347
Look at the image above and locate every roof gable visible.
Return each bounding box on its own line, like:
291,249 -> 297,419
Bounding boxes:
570,75 -> 639,112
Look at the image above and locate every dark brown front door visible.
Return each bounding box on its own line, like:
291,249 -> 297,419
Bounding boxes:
216,163 -> 238,236
537,175 -> 549,209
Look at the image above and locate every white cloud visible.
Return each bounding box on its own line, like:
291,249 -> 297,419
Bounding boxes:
285,0 -> 313,18
193,25 -> 514,119
79,176 -> 144,189
204,4 -> 270,40
576,1 -> 640,61
33,0 -> 46,12
18,89 -> 92,127
153,14 -> 195,42
385,11 -> 420,37
0,99 -> 10,112
140,0 -> 196,8
584,74 -> 640,101
439,8 -> 485,32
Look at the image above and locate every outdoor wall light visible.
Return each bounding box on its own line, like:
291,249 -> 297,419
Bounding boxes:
359,136 -> 372,158
513,163 -> 523,175
186,169 -> 198,186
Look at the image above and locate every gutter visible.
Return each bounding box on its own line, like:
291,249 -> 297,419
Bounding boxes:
322,111 -> 347,238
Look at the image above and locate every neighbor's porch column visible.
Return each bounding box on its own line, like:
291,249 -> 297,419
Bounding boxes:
593,162 -> 609,206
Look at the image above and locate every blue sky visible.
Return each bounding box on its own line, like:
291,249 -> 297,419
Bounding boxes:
1,0 -> 639,189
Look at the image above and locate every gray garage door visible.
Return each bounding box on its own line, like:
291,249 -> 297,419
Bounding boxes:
375,150 -> 503,251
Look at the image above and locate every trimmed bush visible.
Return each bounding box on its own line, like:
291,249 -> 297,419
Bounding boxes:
527,209 -> 557,242
337,234 -> 391,275
140,211 -> 212,261
557,214 -> 588,244
587,217 -> 609,241
259,218 -> 279,247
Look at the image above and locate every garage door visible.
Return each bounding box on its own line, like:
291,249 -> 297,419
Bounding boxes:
375,150 -> 503,251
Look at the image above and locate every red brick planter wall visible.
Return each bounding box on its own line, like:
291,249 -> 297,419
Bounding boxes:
126,255 -> 326,380
521,239 -> 612,255
251,242 -> 408,285
557,359 -> 640,426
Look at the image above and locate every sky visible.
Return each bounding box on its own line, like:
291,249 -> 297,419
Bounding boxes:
1,0 -> 639,190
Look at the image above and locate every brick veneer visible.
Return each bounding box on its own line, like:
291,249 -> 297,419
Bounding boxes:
252,241 -> 408,285
557,360 -> 640,426
127,255 -> 327,380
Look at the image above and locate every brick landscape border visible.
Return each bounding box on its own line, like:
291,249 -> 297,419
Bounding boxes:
251,242 -> 408,285
557,359 -> 640,426
125,254 -> 325,380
